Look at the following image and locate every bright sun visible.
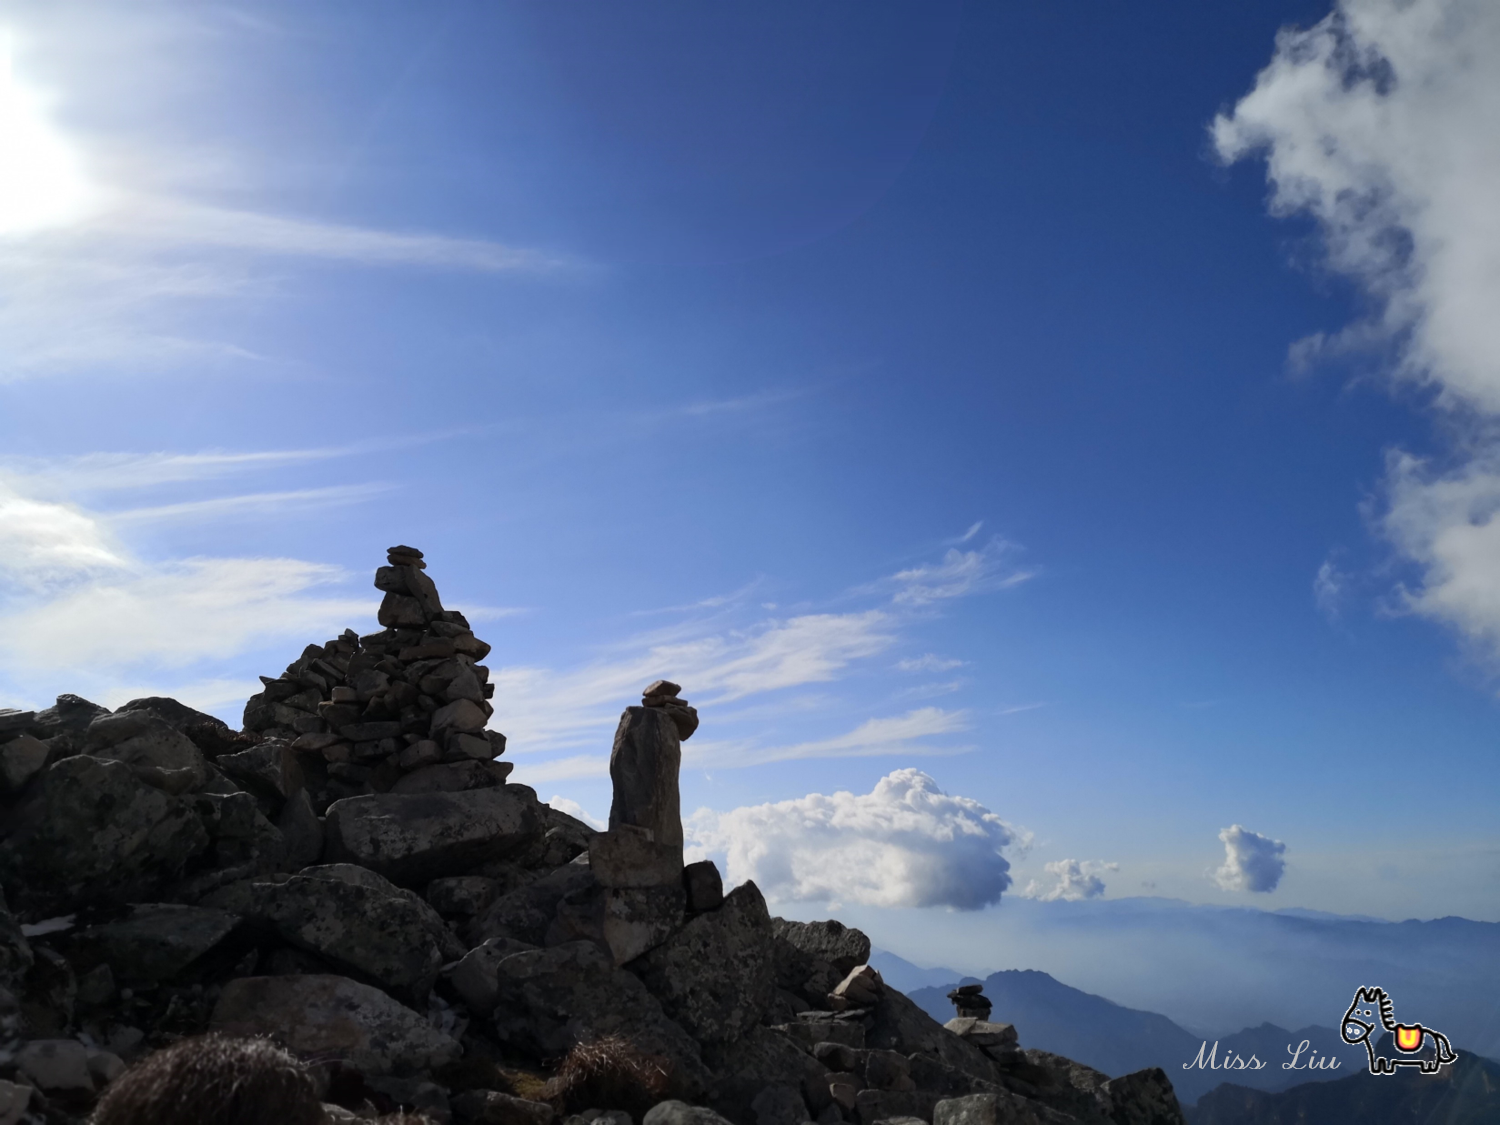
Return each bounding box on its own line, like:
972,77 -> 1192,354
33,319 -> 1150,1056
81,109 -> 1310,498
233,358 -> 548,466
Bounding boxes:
0,31 -> 90,236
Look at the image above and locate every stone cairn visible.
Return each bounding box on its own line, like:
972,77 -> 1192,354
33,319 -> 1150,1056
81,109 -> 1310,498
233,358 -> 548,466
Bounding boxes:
242,545 -> 509,811
0,545 -> 1187,1125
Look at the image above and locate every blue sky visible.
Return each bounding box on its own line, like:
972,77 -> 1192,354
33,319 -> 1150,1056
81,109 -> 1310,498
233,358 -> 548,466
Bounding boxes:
2,0 -> 1498,931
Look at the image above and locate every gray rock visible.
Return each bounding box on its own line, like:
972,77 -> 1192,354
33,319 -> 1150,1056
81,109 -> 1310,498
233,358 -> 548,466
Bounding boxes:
0,1079 -> 32,1125
750,1085 -> 808,1125
944,1019 -> 1017,1049
854,1090 -> 941,1125
0,892 -> 33,990
644,1103 -> 734,1125
115,697 -> 243,759
772,919 -> 871,976
87,1049 -> 125,1085
1100,1069 -> 1186,1125
832,965 -> 883,1007
0,711 -> 34,740
775,1018 -> 867,1050
931,1093 -> 1047,1125
277,788 -> 324,868
485,940 -> 710,1096
591,827 -> 683,889
16,1039 -> 93,1092
0,755 -> 209,915
467,860 -> 596,946
69,903 -> 239,983
632,881 -> 774,1043
211,973 -> 461,1075
427,875 -> 501,916
75,963 -> 115,1006
392,760 -> 512,794
601,885 -> 685,965
682,861 -> 723,913
608,707 -> 683,848
450,936 -> 542,1015
31,694 -> 109,738
865,984 -> 998,1089
863,1050 -> 915,1092
324,787 -> 540,886
251,863 -> 464,1004
452,1089 -> 555,1125
365,1075 -> 452,1123
811,1042 -> 863,1073
83,711 -> 210,795
0,734 -> 48,793
431,698 -> 489,740
218,739 -> 303,804
702,1026 -> 829,1125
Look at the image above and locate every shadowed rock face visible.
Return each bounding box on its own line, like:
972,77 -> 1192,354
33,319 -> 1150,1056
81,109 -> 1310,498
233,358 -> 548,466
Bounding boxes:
0,547 -> 1189,1125
608,707 -> 684,848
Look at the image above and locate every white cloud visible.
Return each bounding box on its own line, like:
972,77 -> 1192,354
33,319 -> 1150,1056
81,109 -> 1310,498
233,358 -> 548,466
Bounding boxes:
685,707 -> 971,768
686,768 -> 1021,910
895,653 -> 966,673
1022,859 -> 1118,902
1215,0 -> 1500,662
1212,825 -> 1288,893
547,796 -> 606,830
889,539 -> 1035,606
1314,555 -> 1345,619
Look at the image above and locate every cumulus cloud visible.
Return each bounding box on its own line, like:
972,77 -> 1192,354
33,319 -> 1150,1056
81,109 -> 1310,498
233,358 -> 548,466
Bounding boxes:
1215,0 -> 1500,657
686,769 -> 1022,910
1022,859 -> 1118,902
1212,825 -> 1288,893
547,796 -> 606,830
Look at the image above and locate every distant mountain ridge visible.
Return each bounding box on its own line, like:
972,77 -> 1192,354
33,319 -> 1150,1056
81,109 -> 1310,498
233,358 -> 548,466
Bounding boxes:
877,953 -> 1365,1105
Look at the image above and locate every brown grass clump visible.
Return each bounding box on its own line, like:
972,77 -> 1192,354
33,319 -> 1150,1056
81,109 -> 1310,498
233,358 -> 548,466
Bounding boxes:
544,1035 -> 673,1118
90,1033 -> 324,1125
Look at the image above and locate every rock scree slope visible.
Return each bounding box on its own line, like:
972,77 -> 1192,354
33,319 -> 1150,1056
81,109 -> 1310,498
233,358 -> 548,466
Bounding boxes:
0,547 -> 1189,1125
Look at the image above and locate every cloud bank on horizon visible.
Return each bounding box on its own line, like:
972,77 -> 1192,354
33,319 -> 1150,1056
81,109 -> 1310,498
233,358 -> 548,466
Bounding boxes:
687,768 -> 1024,910
1216,0 -> 1500,663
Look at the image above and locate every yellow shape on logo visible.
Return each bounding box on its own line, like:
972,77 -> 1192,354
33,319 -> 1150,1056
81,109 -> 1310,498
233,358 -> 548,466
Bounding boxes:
1395,1026 -> 1424,1052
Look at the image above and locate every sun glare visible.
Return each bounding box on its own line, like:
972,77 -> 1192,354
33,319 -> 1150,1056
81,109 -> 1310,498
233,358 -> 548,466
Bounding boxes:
0,30 -> 91,236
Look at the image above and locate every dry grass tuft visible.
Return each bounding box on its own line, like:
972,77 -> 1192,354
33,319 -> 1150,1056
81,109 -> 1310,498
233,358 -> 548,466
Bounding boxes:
544,1035 -> 673,1117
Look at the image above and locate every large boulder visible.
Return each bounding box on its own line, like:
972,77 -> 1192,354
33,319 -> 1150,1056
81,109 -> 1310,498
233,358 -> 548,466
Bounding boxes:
82,711 -> 211,795
771,918 -> 871,976
29,695 -> 110,739
0,756 -> 210,916
633,882 -> 775,1044
485,940 -> 711,1096
702,1026 -> 829,1125
249,864 -> 464,1004
608,707 -> 682,847
1100,1068 -> 1186,1125
865,984 -> 999,1089
210,974 -> 461,1075
114,696 -> 247,759
66,903 -> 240,984
324,787 -> 540,885
466,859 -> 595,946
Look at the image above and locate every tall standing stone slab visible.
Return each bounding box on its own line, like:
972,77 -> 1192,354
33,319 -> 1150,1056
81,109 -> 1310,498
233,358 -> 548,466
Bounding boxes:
608,706 -> 683,848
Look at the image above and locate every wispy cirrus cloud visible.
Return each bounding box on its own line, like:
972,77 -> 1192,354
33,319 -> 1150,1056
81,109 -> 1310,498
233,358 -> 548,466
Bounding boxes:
883,537 -> 1035,606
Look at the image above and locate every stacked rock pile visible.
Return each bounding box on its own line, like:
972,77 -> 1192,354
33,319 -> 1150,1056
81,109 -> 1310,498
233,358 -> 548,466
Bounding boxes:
242,546 -> 509,812
941,987 -> 1019,1068
0,546 -> 1188,1125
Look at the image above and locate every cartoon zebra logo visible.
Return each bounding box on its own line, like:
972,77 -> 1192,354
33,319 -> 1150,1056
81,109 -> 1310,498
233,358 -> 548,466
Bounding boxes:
1341,986 -> 1458,1075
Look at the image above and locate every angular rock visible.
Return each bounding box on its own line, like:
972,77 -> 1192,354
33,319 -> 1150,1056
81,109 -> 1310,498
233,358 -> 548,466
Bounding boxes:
211,974 -> 461,1074
83,711 -> 210,795
0,1079 -> 32,1125
30,694 -> 110,738
0,734 -> 48,793
608,705 -> 683,852
702,1026 -> 829,1125
431,698 -> 488,739
485,940 -> 710,1095
750,1085 -> 809,1125
811,1042 -> 864,1073
250,864 -> 464,1004
324,787 -> 540,886
218,739 -> 303,804
591,827 -> 683,889
683,860 -> 724,913
0,755 -> 209,915
69,903 -> 239,983
932,1092 -> 1045,1125
832,964 -> 883,1007
86,1049 -> 125,1085
854,1090 -> 941,1125
452,1090 -> 555,1125
774,1018 -> 865,1050
467,859 -> 596,946
427,875 -> 501,916
644,1103 -> 735,1125
115,697 -> 244,759
16,1039 -> 93,1092
863,1050 -> 915,1092
379,593 -> 427,628
601,884 -> 685,965
450,935 -> 542,1016
772,919 -> 871,976
1100,1069 -> 1187,1125
633,881 -> 774,1043
0,892 -> 33,991
944,1018 -> 1017,1049
865,987 -> 998,1088
278,787 -> 325,868
391,760 -> 511,794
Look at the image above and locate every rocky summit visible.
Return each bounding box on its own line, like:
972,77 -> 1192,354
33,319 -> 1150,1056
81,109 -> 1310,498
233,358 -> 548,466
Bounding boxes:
0,548 -> 1187,1125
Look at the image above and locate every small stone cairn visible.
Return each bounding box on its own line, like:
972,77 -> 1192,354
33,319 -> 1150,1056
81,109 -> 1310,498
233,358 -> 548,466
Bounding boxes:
943,984 -> 1021,1065
242,545 -> 508,808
